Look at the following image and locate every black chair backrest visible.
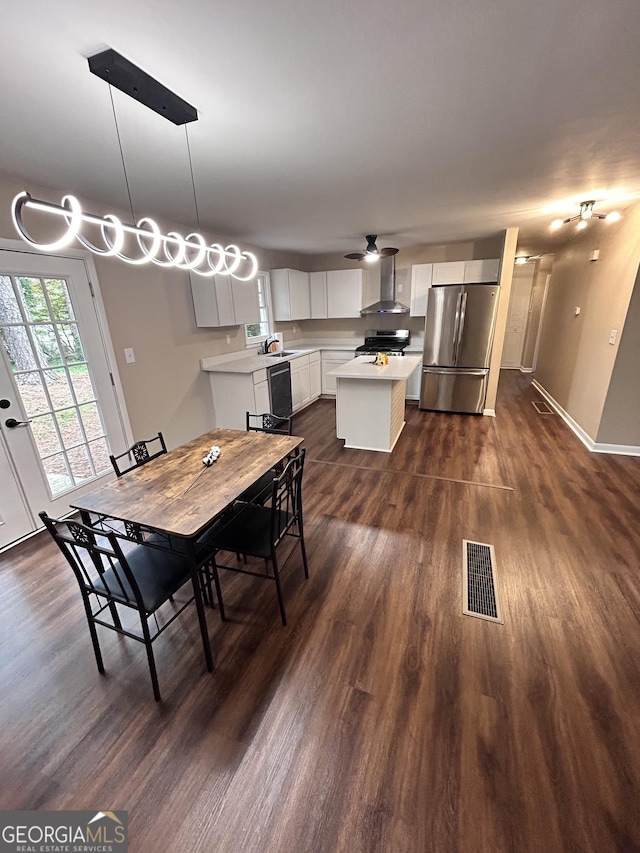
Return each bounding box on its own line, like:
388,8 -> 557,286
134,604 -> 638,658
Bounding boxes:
270,448 -> 305,544
246,412 -> 293,435
109,432 -> 167,477
40,512 -> 145,611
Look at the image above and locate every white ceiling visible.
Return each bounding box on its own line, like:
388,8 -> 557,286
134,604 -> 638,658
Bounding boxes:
3,0 -> 640,258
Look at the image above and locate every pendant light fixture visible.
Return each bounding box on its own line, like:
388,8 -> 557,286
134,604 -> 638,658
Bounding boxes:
550,200 -> 621,232
10,49 -> 258,281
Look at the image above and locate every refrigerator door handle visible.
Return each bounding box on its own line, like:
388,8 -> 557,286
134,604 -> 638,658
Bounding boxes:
422,367 -> 487,376
452,291 -> 463,364
454,291 -> 468,364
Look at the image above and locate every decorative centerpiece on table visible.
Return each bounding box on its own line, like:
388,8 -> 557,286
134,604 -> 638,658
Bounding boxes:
374,352 -> 389,366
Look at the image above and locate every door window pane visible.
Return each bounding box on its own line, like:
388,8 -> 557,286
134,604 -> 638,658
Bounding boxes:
1,272 -> 112,499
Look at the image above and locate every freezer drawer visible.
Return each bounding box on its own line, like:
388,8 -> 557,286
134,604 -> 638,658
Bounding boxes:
419,367 -> 488,414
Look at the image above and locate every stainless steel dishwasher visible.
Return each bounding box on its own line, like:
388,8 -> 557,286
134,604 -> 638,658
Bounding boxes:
267,361 -> 293,417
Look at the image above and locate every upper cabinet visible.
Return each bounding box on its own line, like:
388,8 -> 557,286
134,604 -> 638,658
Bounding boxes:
309,271 -> 328,319
271,269 -> 311,321
326,269 -> 363,318
432,261 -> 466,285
410,264 -> 433,317
191,273 -> 260,328
409,259 -> 501,316
463,258 -> 500,283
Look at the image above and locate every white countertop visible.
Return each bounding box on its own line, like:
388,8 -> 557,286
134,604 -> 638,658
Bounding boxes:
328,355 -> 422,381
201,348 -> 319,374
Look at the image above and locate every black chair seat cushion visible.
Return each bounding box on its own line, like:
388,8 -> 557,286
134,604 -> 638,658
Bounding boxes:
210,502 -> 293,560
93,544 -> 192,613
237,470 -> 276,505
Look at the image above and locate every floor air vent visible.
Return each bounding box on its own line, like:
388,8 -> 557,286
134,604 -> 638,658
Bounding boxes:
532,400 -> 554,414
462,540 -> 503,623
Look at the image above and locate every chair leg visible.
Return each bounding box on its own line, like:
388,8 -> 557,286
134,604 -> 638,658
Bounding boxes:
140,615 -> 161,702
82,594 -> 105,674
271,556 -> 287,626
107,599 -> 122,630
211,564 -> 226,622
298,517 -> 309,579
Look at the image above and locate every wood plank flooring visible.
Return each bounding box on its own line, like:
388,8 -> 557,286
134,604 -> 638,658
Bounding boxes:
1,371 -> 640,852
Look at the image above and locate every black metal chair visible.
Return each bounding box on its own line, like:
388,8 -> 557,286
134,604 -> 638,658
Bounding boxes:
203,449 -> 308,626
239,412 -> 294,504
109,432 -> 167,477
40,511 -> 223,701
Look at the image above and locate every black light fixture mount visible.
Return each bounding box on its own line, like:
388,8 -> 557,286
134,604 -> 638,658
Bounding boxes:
88,48 -> 198,125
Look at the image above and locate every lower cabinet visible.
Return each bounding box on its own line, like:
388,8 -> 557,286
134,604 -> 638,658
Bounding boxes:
291,351 -> 321,412
321,350 -> 355,395
405,360 -> 422,400
207,368 -> 270,430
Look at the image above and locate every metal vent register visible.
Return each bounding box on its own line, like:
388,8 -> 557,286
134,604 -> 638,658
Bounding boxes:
462,540 -> 503,623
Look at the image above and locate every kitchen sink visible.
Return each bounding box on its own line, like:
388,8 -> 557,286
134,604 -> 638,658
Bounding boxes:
266,351 -> 297,357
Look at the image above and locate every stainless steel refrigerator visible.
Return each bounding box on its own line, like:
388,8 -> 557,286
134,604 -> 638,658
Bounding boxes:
419,283 -> 500,414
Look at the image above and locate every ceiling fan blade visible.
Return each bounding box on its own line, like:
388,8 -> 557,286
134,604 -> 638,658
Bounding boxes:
345,252 -> 365,260
379,247 -> 399,257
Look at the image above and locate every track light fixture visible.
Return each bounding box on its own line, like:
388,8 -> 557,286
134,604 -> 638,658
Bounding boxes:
550,200 -> 621,232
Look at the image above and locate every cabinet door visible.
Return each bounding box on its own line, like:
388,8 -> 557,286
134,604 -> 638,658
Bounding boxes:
310,358 -> 321,399
410,264 -> 433,316
253,379 -> 270,414
270,269 -> 292,320
291,367 -> 302,410
299,364 -> 311,406
310,271 -> 327,318
190,273 -> 220,327
232,278 -> 260,324
464,259 -> 500,283
289,270 -> 311,320
327,269 -> 363,317
432,261 -> 466,285
214,276 -> 235,326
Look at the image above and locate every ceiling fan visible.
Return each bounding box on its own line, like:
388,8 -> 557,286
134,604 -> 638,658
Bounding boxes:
345,235 -> 399,262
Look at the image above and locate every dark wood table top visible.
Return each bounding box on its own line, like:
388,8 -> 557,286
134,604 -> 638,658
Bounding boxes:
71,428 -> 303,538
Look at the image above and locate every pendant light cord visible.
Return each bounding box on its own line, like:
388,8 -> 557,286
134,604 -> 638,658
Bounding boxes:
109,84 -> 136,223
185,124 -> 201,229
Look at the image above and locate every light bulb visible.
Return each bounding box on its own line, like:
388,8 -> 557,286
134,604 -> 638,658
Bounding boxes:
577,220 -> 588,230
580,207 -> 593,220
365,253 -> 380,263
515,256 -> 529,265
605,211 -> 621,223
550,219 -> 564,231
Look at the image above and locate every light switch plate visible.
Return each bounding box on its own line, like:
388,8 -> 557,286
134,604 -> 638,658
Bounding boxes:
124,347 -> 136,363
608,329 -> 617,345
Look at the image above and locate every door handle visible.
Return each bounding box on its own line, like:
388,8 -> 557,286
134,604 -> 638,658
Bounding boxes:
4,418 -> 32,428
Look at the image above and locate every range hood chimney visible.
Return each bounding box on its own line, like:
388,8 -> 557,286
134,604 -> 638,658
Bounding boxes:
360,255 -> 409,315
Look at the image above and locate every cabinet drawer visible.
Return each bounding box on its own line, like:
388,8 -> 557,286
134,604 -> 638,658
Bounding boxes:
309,350 -> 320,364
252,368 -> 267,384
290,354 -> 310,370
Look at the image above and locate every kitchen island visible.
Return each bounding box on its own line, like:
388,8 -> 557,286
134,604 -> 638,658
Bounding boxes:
328,356 -> 422,452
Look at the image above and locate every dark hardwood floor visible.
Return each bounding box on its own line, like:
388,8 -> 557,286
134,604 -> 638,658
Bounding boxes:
2,371 -> 640,852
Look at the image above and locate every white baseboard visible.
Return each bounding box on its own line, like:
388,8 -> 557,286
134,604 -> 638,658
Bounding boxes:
519,367 -> 534,373
531,380 -> 640,457
483,408 -> 496,417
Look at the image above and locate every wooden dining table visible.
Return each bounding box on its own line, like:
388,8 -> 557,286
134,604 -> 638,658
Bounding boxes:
70,427 -> 303,671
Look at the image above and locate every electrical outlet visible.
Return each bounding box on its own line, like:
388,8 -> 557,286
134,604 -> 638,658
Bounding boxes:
226,335 -> 231,344
608,329 -> 618,345
124,347 -> 135,364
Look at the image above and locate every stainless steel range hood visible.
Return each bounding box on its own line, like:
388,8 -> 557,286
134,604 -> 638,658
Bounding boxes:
360,255 -> 409,315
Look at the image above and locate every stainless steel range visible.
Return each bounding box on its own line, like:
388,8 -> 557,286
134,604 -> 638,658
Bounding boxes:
355,329 -> 410,357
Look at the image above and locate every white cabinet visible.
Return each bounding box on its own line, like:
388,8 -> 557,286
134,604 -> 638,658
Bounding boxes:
232,278 -> 261,324
207,367 -> 271,430
405,359 -> 422,400
309,351 -> 321,399
271,269 -> 311,321
410,264 -> 433,316
191,273 -> 260,327
464,259 -> 500,283
310,271 -> 328,319
290,354 -> 311,412
321,350 -> 355,395
410,259 -> 501,316
327,269 -> 363,318
432,261 -> 466,285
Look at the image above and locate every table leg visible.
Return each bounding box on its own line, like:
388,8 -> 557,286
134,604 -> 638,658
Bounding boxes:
188,539 -> 214,672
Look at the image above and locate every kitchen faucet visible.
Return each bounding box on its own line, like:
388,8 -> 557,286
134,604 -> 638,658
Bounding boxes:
262,335 -> 278,354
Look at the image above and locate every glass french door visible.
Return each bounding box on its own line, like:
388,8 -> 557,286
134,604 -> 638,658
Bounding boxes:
0,250 -> 128,549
